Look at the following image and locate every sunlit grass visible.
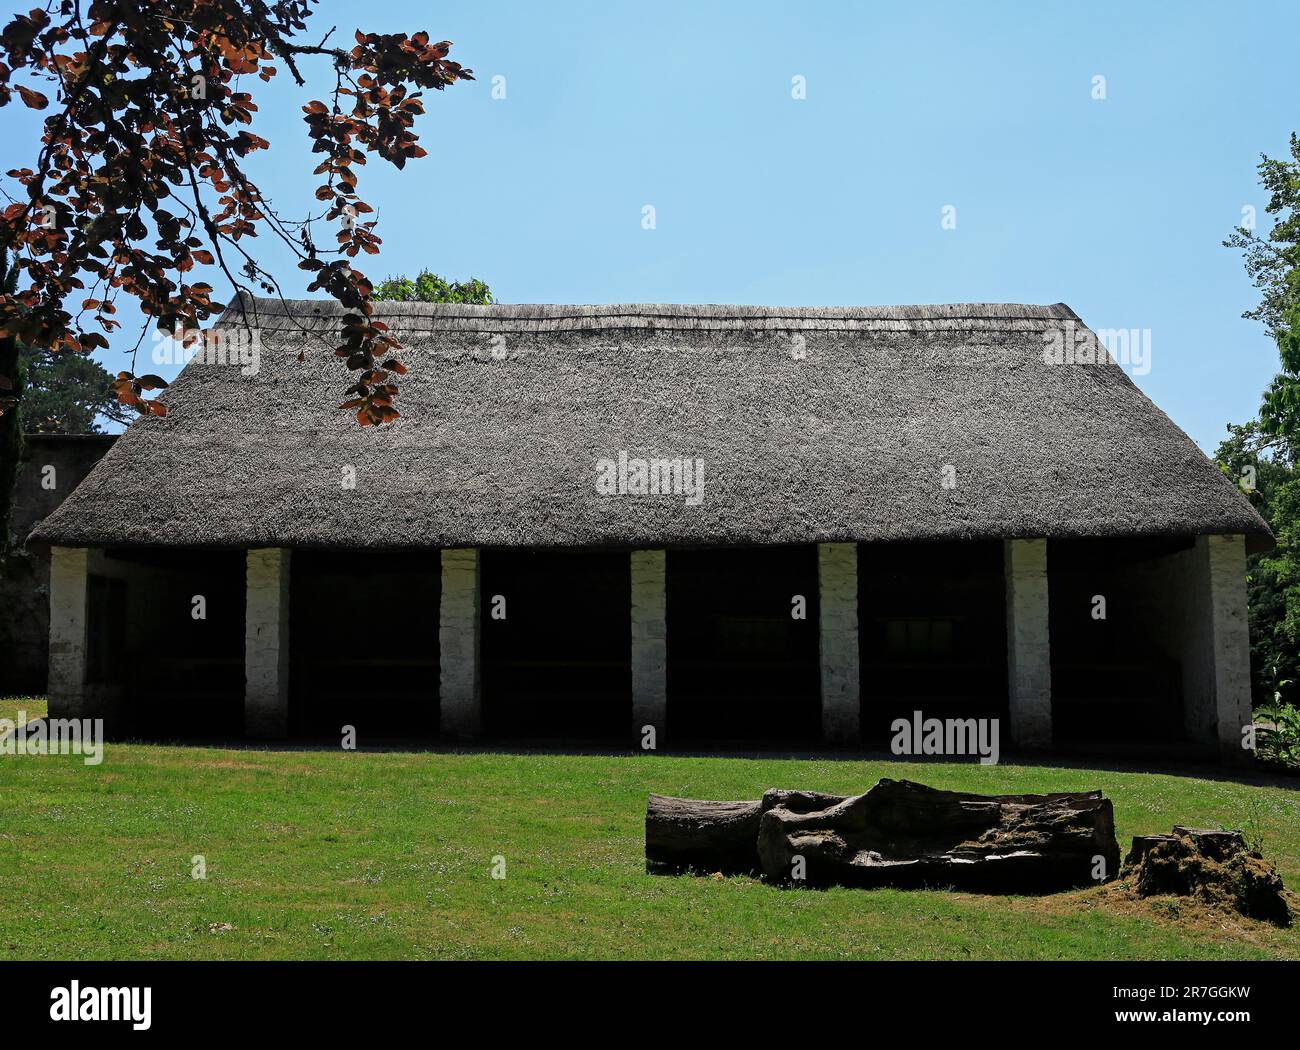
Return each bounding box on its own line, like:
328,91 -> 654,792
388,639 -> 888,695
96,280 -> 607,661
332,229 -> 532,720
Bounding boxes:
1,703 -> 1297,960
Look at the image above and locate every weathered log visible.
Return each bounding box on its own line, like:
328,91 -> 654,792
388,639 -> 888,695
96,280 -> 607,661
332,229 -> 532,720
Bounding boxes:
645,794 -> 763,874
761,789 -> 849,814
756,779 -> 1120,892
646,779 -> 1121,893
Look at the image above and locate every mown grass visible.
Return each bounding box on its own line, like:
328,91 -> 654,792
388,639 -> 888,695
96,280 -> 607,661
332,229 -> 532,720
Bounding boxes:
1,697 -> 1298,960
0,697 -> 46,725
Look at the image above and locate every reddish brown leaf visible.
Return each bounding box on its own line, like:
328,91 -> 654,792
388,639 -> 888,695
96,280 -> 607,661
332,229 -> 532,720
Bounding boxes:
15,85 -> 46,109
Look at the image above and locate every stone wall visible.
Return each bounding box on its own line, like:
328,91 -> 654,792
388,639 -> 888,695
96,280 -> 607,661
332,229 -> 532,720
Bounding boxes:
245,548 -> 291,737
630,549 -> 667,741
439,548 -> 481,738
818,542 -> 860,744
1004,538 -> 1053,749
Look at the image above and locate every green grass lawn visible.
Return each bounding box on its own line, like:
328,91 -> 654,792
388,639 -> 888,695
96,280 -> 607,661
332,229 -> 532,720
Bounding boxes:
2,695 -> 1299,960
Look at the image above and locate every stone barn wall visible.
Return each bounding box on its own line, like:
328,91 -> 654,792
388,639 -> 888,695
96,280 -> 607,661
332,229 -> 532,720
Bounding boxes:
0,433 -> 117,694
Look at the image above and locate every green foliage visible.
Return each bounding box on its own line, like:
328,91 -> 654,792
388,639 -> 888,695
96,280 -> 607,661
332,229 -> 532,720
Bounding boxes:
1223,132 -> 1300,341
1215,423 -> 1300,707
1227,793 -> 1270,854
1224,135 -> 1300,448
372,271 -> 494,305
1223,134 -> 1300,710
1254,701 -> 1300,771
17,343 -> 128,434
1261,303 -> 1300,445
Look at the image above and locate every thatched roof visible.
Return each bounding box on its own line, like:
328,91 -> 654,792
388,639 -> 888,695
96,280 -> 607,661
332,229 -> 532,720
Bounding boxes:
32,296 -> 1272,552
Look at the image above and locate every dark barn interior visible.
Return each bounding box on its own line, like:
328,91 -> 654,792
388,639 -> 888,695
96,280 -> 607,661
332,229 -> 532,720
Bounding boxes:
94,548 -> 246,738
480,549 -> 631,739
290,550 -> 440,739
857,540 -> 1008,747
69,537 -> 1200,751
666,545 -> 821,744
1047,538 -> 1186,747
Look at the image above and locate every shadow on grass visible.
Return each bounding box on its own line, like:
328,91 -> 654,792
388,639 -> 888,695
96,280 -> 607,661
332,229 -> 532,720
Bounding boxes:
79,722 -> 1300,792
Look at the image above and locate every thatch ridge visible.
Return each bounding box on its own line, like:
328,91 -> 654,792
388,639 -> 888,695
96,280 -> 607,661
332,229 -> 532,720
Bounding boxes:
213,294 -> 1081,334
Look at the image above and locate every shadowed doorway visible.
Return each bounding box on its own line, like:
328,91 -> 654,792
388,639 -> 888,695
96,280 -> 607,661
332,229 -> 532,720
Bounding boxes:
290,550 -> 440,740
857,540 -> 1008,747
666,545 -> 820,745
480,549 -> 631,739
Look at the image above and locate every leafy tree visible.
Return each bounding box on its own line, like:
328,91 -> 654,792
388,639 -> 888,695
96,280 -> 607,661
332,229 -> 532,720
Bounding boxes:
1224,133 -> 1300,339
19,343 -> 131,433
1215,422 -> 1299,707
1223,134 -> 1300,707
374,271 -> 493,305
1224,133 -> 1300,449
0,2 -> 473,427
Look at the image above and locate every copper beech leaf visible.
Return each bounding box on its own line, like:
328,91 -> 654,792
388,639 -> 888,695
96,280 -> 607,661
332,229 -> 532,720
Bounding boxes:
0,1 -> 474,425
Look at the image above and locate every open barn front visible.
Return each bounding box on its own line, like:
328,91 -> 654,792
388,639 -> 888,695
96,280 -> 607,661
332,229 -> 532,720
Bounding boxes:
666,546 -> 820,745
857,540 -> 1008,748
89,548 -> 246,739
1048,538 -> 1189,749
480,550 -> 631,740
289,551 -> 440,740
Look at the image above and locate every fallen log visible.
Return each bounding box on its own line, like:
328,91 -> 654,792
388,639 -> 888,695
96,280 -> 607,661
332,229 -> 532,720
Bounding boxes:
757,779 -> 1120,892
647,779 -> 1121,893
645,794 -> 763,874
645,789 -> 868,873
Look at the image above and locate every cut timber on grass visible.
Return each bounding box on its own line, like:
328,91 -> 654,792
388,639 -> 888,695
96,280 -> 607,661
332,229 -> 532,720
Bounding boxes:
644,788 -> 864,874
645,794 -> 763,874
647,779 -> 1122,893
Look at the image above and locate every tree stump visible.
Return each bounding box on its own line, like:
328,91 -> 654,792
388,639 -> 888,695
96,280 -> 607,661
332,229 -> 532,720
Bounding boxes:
1122,825 -> 1290,926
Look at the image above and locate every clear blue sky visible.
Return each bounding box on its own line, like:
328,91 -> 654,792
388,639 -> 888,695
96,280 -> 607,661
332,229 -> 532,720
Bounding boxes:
2,0 -> 1296,451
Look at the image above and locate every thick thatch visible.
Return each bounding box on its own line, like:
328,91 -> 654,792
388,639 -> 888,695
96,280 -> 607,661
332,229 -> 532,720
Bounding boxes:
32,297 -> 1272,551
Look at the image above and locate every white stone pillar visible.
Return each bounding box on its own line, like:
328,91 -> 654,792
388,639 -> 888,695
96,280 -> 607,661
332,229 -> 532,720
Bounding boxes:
48,546 -> 90,719
245,548 -> 291,738
818,542 -> 860,745
439,548 -> 481,739
630,549 -> 667,743
1004,538 -> 1052,749
1185,534 -> 1252,761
